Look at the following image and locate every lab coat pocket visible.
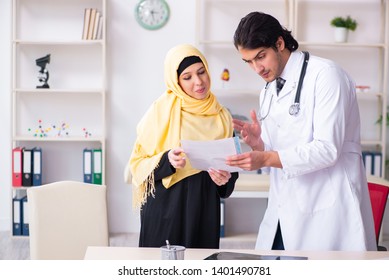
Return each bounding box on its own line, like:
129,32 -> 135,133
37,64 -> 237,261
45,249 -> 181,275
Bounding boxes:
293,169 -> 336,214
283,107 -> 311,143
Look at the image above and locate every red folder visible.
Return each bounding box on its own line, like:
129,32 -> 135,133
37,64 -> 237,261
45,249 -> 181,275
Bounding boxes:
12,147 -> 23,187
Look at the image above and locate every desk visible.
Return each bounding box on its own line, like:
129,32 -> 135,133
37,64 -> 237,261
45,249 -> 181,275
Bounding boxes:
367,175 -> 389,187
232,173 -> 269,198
84,246 -> 389,260
232,174 -> 388,198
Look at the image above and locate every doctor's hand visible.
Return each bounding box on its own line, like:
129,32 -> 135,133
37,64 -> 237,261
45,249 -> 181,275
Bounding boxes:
168,148 -> 186,169
233,110 -> 263,151
208,168 -> 231,186
226,150 -> 282,171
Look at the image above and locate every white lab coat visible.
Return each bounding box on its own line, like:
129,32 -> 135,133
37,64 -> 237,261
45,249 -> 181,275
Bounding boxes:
256,52 -> 377,251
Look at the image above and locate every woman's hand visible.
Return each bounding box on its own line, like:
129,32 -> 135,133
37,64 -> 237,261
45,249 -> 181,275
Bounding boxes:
233,109 -> 263,151
208,168 -> 231,186
168,148 -> 186,169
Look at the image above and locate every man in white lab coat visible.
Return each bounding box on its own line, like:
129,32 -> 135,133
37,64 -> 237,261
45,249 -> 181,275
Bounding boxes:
226,11 -> 377,251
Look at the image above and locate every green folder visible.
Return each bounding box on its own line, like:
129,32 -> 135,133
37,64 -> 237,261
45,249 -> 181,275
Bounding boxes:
92,148 -> 102,185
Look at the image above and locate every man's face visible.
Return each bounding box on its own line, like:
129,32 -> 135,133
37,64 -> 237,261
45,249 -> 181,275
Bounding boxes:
238,38 -> 285,83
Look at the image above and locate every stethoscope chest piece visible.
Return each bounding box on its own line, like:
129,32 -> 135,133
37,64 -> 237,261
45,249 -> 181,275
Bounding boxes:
288,51 -> 309,117
289,103 -> 300,116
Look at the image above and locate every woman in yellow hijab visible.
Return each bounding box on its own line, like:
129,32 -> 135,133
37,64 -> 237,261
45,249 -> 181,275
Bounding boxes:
127,44 -> 238,248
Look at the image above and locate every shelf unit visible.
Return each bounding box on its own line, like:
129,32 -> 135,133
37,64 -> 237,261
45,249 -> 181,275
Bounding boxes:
11,0 -> 106,237
196,0 -> 389,238
293,0 -> 388,177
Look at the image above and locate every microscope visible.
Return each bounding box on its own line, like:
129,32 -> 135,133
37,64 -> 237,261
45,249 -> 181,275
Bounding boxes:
36,54 -> 50,88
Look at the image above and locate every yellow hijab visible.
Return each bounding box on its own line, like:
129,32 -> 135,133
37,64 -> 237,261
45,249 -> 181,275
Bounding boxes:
127,44 -> 233,208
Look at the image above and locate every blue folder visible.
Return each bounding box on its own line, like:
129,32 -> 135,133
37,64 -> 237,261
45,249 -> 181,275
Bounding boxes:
22,196 -> 29,236
12,196 -> 23,236
372,151 -> 382,177
220,199 -> 225,238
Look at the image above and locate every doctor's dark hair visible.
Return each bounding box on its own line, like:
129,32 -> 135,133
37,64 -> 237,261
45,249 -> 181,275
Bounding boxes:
233,12 -> 299,52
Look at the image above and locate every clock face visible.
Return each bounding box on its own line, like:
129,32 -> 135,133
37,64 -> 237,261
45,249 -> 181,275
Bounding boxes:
135,0 -> 170,30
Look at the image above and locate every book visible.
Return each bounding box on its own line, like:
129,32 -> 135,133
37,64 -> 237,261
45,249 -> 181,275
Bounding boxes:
87,8 -> 97,40
96,14 -> 103,39
82,8 -> 92,40
92,11 -> 101,40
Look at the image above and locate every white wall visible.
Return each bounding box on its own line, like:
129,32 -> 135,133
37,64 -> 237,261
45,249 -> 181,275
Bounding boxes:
0,0 -> 12,231
105,0 -> 196,232
1,0 -> 388,237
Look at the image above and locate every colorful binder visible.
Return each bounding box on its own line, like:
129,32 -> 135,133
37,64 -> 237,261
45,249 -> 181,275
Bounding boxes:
372,152 -> 382,177
362,151 -> 383,177
83,148 -> 93,183
32,147 -> 42,186
12,196 -> 23,236
22,148 -> 33,186
22,196 -> 29,236
12,147 -> 23,187
92,149 -> 102,185
362,151 -> 373,176
220,199 -> 225,238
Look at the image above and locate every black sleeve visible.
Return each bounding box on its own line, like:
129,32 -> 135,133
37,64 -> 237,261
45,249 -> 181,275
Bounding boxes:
153,150 -> 176,182
217,171 -> 239,199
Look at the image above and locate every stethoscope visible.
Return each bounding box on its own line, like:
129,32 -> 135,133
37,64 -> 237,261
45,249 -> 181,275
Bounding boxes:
259,51 -> 310,121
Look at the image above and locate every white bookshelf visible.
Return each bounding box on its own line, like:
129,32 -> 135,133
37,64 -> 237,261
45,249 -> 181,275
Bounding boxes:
294,0 -> 388,178
11,0 -> 106,237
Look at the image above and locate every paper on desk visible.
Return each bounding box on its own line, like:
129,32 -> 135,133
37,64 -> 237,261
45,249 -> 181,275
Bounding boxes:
181,136 -> 243,172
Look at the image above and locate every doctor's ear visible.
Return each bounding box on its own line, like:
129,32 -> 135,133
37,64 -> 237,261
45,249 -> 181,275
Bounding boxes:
276,37 -> 285,51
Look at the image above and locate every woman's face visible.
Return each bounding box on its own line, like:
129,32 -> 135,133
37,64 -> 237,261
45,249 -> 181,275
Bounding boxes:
178,62 -> 210,100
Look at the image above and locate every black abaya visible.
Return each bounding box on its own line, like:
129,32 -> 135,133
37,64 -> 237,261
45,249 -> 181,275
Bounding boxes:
139,152 -> 238,249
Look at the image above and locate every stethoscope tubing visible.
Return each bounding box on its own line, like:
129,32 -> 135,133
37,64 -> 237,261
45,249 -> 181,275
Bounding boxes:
292,51 -> 310,115
259,51 -> 310,121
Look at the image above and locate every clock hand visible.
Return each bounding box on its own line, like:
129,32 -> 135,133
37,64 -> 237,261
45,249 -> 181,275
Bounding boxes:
150,10 -> 160,21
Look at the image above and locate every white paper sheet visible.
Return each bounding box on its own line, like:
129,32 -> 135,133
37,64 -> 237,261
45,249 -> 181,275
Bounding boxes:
181,137 -> 243,172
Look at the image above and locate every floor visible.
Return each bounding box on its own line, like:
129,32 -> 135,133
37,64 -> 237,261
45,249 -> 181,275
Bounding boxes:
1,231 -> 388,260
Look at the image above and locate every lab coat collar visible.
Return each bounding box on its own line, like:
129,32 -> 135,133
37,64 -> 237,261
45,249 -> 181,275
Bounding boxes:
276,52 -> 306,100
